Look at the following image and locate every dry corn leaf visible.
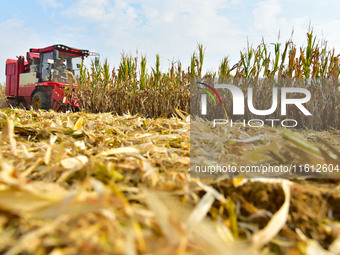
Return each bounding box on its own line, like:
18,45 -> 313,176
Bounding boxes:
74,117 -> 84,131
7,117 -> 17,156
44,135 -> 57,165
61,155 -> 88,170
283,130 -> 322,157
329,237 -> 340,254
97,147 -> 140,157
252,179 -> 291,250
186,191 -> 215,231
232,135 -> 263,143
0,188 -> 62,216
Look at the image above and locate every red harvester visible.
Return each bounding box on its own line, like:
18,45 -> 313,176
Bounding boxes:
5,44 -> 90,111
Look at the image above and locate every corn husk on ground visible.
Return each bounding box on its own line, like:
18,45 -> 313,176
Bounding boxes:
0,31 -> 339,254
190,117 -> 340,178
0,109 -> 339,255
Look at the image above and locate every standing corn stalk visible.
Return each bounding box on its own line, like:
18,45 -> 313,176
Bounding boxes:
67,31 -> 338,125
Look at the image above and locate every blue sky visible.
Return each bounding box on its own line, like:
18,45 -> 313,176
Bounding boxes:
1,0 -> 340,82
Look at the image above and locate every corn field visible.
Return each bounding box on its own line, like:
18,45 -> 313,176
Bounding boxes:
0,83 -> 7,108
70,56 -> 190,117
68,31 -> 340,125
209,31 -> 339,79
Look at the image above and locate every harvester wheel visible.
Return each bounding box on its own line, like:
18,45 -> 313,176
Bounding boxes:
32,92 -> 51,111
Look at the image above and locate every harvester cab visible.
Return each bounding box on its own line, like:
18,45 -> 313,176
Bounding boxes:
5,44 -> 90,111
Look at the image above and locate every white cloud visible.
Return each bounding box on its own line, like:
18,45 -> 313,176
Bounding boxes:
230,0 -> 243,5
251,0 -> 310,49
0,19 -> 45,83
253,0 -> 282,31
61,0 -> 245,73
251,0 -> 340,53
35,0 -> 63,8
317,0 -> 340,9
126,6 -> 138,20
314,19 -> 340,50
62,0 -> 116,22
